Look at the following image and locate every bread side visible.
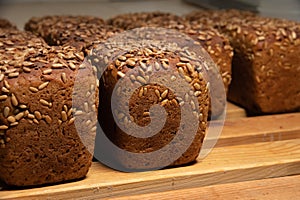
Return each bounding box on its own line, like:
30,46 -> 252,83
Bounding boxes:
185,28 -> 233,94
92,34 -> 209,169
0,29 -> 96,186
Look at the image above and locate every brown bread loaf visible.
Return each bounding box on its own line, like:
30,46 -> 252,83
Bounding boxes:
0,28 -> 97,186
92,28 -> 211,169
0,18 -> 17,30
226,17 -> 300,114
185,9 -> 300,114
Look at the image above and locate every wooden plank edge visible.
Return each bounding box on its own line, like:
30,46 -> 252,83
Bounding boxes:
106,175 -> 300,200
3,161 -> 299,200
2,139 -> 300,200
205,112 -> 300,148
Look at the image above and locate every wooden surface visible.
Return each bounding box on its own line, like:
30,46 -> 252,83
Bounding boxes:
1,112 -> 300,200
226,102 -> 247,119
107,175 -> 300,200
215,112 -> 300,147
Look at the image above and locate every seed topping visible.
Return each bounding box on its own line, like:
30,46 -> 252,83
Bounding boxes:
0,95 -> 8,101
44,115 -> 52,124
161,89 -> 169,99
29,87 -> 39,93
136,76 -> 147,84
42,69 -> 52,75
61,111 -> 68,122
117,71 -> 125,78
15,112 -> 24,120
3,107 -> 10,117
11,93 -> 18,106
0,125 -> 8,130
40,99 -> 50,107
61,72 -> 67,83
38,81 -> 49,90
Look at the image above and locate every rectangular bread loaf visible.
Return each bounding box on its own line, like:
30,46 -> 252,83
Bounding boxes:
226,16 -> 300,114
0,28 -> 97,186
93,32 -> 210,169
186,10 -> 300,114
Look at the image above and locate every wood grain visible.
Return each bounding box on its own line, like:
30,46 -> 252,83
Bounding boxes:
199,113 -> 300,157
1,138 -> 300,200
1,112 -> 300,199
214,112 -> 300,147
107,175 -> 300,200
226,102 -> 247,119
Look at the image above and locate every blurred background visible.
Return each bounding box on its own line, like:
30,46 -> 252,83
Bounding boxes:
0,0 -> 300,29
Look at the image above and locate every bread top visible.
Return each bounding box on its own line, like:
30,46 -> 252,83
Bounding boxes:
25,15 -> 121,53
0,18 -> 17,30
185,9 -> 257,25
0,29 -> 88,149
185,9 -> 300,48
0,28 -> 84,74
107,12 -> 233,82
107,12 -> 187,30
225,17 -> 300,49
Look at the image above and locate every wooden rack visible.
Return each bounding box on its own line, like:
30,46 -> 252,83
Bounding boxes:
1,102 -> 300,200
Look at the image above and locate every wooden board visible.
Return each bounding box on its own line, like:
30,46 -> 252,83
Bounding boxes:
1,112 -> 300,200
215,112 -> 300,147
226,102 -> 247,119
107,175 -> 300,200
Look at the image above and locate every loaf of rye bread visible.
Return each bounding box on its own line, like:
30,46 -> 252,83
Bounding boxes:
0,18 -> 17,30
185,9 -> 300,114
25,15 -> 120,54
0,28 -> 97,186
93,28 -> 210,169
107,12 -> 233,95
